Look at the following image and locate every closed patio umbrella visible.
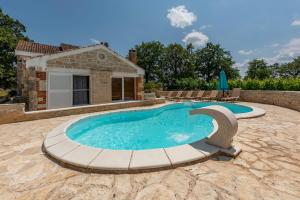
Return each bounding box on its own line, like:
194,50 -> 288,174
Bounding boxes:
218,69 -> 228,97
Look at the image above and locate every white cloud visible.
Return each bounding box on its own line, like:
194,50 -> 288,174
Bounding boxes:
291,19 -> 300,26
200,24 -> 212,30
167,5 -> 197,28
233,59 -> 250,77
182,30 -> 209,48
265,38 -> 300,64
238,50 -> 254,56
271,43 -> 280,47
90,38 -> 100,44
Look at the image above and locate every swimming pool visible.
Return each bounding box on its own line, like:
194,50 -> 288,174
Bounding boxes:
66,102 -> 252,150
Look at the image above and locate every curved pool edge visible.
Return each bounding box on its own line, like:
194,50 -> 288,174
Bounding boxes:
43,102 -> 264,171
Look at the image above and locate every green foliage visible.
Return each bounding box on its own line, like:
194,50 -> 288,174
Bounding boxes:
161,43 -> 195,89
175,78 -> 206,90
144,81 -> 161,93
228,78 -> 300,91
0,8 -> 29,89
135,41 -> 164,83
194,42 -> 240,81
245,59 -> 272,80
134,41 -> 239,89
245,57 -> 300,80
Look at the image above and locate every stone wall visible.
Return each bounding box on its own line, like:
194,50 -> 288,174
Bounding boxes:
16,55 -> 31,97
47,48 -> 137,73
159,90 -> 300,112
91,70 -> 112,104
240,90 -> 300,112
36,71 -> 47,110
0,99 -> 165,125
135,77 -> 144,100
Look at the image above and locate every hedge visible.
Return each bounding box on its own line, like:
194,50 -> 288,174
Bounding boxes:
228,78 -> 300,91
162,78 -> 300,91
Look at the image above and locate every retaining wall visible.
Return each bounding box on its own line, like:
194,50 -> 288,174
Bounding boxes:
159,90 -> 300,112
240,90 -> 300,112
0,99 -> 165,125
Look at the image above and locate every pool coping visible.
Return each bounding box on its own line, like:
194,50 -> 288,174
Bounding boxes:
43,102 -> 265,172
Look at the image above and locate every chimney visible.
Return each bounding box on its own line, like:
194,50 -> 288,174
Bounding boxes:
128,49 -> 137,64
100,41 -> 109,47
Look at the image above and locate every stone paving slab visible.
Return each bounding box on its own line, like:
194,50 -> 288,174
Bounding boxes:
1,102 -> 300,199
43,133 -> 67,148
46,139 -> 79,159
130,149 -> 171,169
164,144 -> 206,165
89,149 -> 132,170
62,145 -> 102,167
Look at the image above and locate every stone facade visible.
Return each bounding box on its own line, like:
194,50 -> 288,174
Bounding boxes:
91,70 -> 112,104
17,46 -> 144,111
135,77 -> 144,100
47,48 -> 137,73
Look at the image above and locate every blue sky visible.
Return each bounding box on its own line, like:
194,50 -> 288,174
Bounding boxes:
1,0 -> 300,75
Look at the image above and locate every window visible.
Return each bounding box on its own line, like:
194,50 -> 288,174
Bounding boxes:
73,75 -> 90,106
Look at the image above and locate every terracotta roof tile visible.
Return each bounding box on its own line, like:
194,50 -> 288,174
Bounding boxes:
16,40 -> 80,55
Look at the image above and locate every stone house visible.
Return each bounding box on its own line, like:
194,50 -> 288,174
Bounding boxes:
15,41 -> 144,111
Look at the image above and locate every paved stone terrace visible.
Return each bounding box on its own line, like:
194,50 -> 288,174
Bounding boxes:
0,102 -> 299,200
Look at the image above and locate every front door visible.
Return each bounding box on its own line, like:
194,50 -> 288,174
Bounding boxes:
73,75 -> 90,106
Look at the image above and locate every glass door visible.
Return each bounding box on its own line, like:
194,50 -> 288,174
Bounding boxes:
73,75 -> 90,106
124,77 -> 135,100
112,78 -> 122,101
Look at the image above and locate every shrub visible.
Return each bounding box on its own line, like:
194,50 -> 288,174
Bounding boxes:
0,89 -> 9,97
144,81 -> 161,93
227,78 -> 300,91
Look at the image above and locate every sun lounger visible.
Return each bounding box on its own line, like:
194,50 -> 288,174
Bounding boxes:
194,90 -> 205,100
179,91 -> 193,99
172,91 -> 183,100
221,88 -> 241,102
201,90 -> 218,101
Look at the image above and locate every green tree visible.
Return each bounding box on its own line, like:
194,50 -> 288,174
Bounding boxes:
194,42 -> 239,82
281,57 -> 300,78
0,8 -> 29,89
245,59 -> 272,80
135,41 -> 164,83
161,43 -> 195,89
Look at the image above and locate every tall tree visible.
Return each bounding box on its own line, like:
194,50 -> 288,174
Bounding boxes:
194,42 -> 239,82
135,41 -> 164,83
0,8 -> 29,89
245,59 -> 272,80
161,43 -> 195,89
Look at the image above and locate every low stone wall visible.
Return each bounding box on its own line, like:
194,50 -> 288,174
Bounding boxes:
240,90 -> 300,112
159,90 -> 300,112
0,99 -> 165,125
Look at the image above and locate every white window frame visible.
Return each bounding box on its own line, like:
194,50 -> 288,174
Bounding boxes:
47,68 -> 91,109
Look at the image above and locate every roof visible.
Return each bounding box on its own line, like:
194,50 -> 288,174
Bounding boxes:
16,40 -> 79,55
26,44 -> 145,75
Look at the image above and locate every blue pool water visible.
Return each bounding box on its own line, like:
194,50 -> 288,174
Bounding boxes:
67,102 -> 252,150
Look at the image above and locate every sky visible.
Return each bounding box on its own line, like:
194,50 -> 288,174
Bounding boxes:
1,0 -> 300,76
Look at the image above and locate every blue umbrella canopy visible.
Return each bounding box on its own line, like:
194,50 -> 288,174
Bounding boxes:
218,70 -> 228,95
